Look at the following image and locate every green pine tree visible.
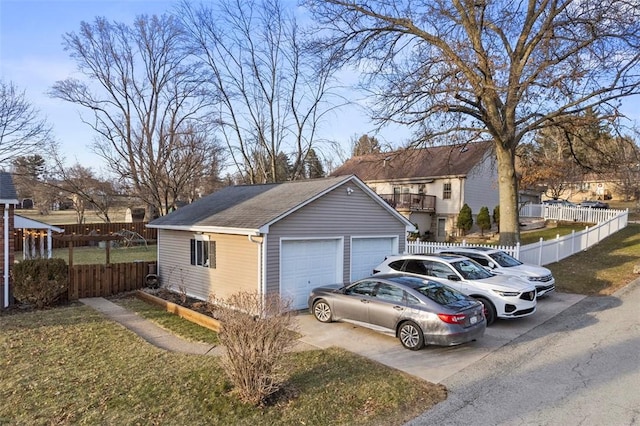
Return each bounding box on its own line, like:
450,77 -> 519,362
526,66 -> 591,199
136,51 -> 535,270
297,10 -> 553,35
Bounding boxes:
477,206 -> 491,236
457,203 -> 473,235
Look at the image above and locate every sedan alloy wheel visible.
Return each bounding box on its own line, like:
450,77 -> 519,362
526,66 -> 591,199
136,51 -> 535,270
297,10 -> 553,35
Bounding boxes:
399,321 -> 424,350
313,299 -> 333,323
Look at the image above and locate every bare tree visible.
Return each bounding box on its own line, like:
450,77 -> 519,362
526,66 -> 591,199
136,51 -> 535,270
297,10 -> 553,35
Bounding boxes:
54,162 -> 119,223
0,81 -> 52,167
305,0 -> 640,244
50,15 -> 223,217
180,0 -> 343,184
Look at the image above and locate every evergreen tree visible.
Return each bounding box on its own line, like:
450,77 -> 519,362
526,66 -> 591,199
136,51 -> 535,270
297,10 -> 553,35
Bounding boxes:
477,206 -> 491,236
457,203 -> 473,236
305,148 -> 325,178
352,134 -> 381,156
493,205 -> 500,232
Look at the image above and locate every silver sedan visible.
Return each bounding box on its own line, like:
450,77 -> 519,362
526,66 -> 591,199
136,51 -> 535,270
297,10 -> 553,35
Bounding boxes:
307,274 -> 486,350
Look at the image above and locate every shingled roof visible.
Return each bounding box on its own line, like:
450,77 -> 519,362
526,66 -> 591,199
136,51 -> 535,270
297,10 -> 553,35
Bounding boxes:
148,175 -> 404,233
331,141 -> 494,182
0,172 -> 18,203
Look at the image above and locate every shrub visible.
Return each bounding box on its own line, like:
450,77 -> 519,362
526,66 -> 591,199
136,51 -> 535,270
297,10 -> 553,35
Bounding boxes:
12,258 -> 68,308
457,203 -> 473,235
477,206 -> 491,235
493,205 -> 500,231
210,291 -> 297,406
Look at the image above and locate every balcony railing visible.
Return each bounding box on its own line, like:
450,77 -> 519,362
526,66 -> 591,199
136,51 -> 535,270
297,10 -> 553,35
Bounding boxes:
379,193 -> 436,212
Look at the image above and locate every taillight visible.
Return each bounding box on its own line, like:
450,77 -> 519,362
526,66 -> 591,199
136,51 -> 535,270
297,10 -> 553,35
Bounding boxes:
437,313 -> 466,324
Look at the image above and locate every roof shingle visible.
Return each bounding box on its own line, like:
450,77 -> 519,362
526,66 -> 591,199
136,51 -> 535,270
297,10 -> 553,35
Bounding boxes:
148,175 -> 354,230
0,172 -> 18,202
331,141 -> 494,181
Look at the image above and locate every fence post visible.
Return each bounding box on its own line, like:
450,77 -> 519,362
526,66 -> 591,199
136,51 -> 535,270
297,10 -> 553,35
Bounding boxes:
538,238 -> 543,265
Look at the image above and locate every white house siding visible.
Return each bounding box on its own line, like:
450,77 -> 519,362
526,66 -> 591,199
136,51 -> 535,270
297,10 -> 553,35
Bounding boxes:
264,182 -> 406,295
156,229 -> 259,301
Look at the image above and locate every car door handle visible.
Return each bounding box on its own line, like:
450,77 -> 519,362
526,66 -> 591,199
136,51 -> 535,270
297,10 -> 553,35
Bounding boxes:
393,306 -> 404,311
360,299 -> 370,304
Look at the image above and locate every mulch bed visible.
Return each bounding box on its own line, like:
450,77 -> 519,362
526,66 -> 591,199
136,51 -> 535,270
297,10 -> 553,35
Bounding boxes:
140,288 -> 215,317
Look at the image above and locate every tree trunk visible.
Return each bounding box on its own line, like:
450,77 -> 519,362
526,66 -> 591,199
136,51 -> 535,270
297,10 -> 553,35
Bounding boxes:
496,143 -> 520,245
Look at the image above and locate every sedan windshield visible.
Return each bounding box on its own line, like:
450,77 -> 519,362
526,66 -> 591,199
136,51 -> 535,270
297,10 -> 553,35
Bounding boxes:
488,251 -> 522,267
414,282 -> 468,305
451,259 -> 493,280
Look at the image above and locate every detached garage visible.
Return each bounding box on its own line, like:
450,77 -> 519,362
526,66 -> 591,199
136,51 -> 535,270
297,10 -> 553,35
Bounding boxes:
148,175 -> 413,309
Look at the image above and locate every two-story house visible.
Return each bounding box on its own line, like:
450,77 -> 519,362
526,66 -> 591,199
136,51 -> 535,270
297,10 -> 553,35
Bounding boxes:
332,141 -> 499,241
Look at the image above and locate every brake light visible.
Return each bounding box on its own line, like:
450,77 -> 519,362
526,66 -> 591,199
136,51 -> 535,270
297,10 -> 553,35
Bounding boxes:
438,313 -> 466,324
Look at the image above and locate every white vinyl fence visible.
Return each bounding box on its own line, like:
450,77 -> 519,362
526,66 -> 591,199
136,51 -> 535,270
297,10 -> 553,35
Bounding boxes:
406,205 -> 629,266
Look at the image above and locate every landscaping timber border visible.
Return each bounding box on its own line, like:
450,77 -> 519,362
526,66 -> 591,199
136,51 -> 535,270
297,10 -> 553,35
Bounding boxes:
135,290 -> 221,332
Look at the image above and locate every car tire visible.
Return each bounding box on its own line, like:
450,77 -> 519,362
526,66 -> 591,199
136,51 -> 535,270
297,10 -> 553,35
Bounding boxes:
475,297 -> 496,326
312,299 -> 333,323
398,321 -> 424,350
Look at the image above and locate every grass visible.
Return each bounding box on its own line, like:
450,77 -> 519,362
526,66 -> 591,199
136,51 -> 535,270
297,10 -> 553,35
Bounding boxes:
17,208 -> 131,225
114,296 -> 219,345
17,245 -> 157,265
0,305 -> 445,425
546,223 -> 640,295
520,223 -> 589,245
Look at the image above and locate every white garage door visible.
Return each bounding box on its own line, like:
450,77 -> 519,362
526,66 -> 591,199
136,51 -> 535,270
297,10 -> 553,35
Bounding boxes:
351,237 -> 396,281
281,239 -> 342,310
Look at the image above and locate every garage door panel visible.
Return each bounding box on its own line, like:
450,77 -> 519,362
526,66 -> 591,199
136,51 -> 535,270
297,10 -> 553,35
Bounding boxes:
351,237 -> 396,281
281,239 -> 341,309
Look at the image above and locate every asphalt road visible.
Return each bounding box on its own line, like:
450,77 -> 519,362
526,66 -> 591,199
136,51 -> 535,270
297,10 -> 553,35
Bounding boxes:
407,279 -> 640,426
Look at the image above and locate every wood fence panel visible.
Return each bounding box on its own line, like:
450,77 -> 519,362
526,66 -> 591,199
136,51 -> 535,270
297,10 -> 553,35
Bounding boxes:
68,261 -> 155,300
15,222 -> 157,251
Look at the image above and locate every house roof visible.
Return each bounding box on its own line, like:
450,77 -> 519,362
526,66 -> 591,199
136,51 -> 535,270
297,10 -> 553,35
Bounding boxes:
148,175 -> 412,234
0,172 -> 19,204
331,141 -> 494,182
14,215 -> 64,233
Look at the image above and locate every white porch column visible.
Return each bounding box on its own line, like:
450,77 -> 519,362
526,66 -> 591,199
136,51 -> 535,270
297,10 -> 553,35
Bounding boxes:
47,229 -> 53,259
39,231 -> 45,258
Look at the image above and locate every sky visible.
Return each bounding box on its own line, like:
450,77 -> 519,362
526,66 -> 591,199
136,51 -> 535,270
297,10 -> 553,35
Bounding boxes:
0,0 -> 397,174
1,0 -> 640,175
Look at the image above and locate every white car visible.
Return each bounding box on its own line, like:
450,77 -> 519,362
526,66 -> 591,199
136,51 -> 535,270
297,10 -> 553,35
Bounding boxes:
374,254 -> 537,325
436,247 -> 555,297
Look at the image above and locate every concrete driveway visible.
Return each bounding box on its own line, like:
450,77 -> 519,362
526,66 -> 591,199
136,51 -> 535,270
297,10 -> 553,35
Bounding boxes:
295,292 -> 585,383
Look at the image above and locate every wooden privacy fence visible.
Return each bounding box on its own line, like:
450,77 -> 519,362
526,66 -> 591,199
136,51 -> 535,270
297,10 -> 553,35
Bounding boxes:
68,261 -> 155,300
14,222 -> 157,251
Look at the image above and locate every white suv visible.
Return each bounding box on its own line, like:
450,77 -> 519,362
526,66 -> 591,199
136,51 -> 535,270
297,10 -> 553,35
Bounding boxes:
436,247 -> 555,297
374,254 -> 537,325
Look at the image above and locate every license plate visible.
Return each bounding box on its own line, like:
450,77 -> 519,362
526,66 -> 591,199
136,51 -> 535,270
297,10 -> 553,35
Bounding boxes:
470,316 -> 477,324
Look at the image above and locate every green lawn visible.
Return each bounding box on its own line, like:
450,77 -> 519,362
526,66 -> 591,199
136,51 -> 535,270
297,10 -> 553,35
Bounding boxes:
0,305 -> 445,425
18,245 -> 157,265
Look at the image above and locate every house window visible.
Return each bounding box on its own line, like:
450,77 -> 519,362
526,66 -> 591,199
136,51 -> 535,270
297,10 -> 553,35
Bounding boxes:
443,182 -> 452,199
190,237 -> 215,268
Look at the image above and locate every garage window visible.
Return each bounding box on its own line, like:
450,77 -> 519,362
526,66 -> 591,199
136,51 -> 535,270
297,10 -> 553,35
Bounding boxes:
190,238 -> 215,268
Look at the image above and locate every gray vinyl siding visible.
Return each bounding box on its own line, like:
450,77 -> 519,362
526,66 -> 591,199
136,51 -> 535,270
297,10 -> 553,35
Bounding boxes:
157,229 -> 259,301
264,182 -> 407,294
463,156 -> 499,213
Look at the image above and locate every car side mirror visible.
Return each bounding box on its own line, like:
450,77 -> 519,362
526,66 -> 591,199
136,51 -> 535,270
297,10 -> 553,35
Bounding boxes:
447,274 -> 461,281
488,261 -> 496,269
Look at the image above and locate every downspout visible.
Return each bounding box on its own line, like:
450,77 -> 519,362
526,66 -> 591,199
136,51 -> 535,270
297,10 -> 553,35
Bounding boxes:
248,233 -> 265,297
4,204 -> 9,308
